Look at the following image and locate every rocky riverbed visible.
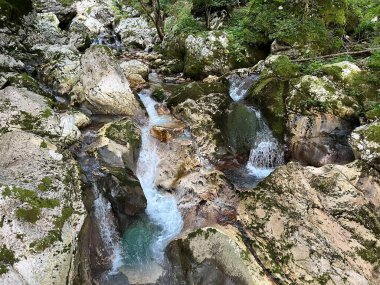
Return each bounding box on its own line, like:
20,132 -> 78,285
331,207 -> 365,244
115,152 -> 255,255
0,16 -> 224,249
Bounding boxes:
0,1 -> 379,285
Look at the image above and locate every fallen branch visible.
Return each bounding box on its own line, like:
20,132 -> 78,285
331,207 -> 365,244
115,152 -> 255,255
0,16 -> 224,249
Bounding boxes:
293,48 -> 380,62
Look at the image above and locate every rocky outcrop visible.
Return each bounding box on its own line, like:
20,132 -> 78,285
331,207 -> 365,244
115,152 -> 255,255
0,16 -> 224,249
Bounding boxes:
350,121 -> 380,171
166,227 -> 273,285
0,86 -> 87,144
238,161 -> 380,285
287,113 -> 356,166
115,16 -> 156,50
173,93 -> 231,162
33,44 -> 81,97
184,32 -> 231,78
286,75 -> 359,166
0,130 -> 86,284
80,45 -> 142,115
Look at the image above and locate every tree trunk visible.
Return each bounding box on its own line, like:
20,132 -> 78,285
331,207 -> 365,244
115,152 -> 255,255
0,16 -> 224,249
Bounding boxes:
152,0 -> 165,42
206,7 -> 211,29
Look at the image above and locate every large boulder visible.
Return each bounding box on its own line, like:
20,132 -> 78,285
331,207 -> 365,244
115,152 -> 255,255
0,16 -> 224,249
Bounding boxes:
33,44 -> 81,97
173,93 -> 231,162
93,118 -> 142,171
115,16 -> 156,50
0,130 -> 86,284
286,74 -> 360,166
0,86 -> 87,144
287,113 -> 356,167
238,161 -> 380,285
350,121 -> 380,171
80,45 -> 142,115
221,102 -> 258,155
166,227 -> 273,285
184,32 -> 231,79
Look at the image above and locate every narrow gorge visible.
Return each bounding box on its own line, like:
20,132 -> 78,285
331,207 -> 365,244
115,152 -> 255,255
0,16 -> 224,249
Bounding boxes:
0,1 -> 379,285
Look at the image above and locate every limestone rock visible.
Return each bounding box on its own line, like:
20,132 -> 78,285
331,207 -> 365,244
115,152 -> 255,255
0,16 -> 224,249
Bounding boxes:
115,16 -> 156,50
238,161 -> 380,285
150,121 -> 186,142
120,59 -> 149,80
174,93 -> 231,162
0,86 -> 85,144
184,32 -> 231,78
350,121 -> 380,171
0,54 -> 24,72
33,44 -> 81,97
0,130 -> 86,284
287,113 -> 356,166
287,75 -> 359,118
80,45 -> 142,115
166,227 -> 273,285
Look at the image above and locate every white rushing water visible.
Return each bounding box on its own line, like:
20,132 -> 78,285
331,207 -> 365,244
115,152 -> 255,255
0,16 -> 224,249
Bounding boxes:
136,90 -> 184,261
228,74 -> 284,179
119,90 -> 183,283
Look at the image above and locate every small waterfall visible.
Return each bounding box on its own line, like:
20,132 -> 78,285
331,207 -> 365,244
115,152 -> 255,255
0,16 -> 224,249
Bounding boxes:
228,74 -> 284,179
121,90 -> 183,282
228,73 -> 258,101
93,31 -> 124,52
246,109 -> 284,178
93,184 -> 124,274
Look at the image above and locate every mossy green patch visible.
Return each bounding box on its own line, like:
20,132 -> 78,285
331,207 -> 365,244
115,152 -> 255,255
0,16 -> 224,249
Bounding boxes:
0,245 -> 16,275
16,207 -> 41,223
37,177 -> 53,192
30,206 -> 74,252
104,119 -> 141,149
366,124 -> 380,144
357,239 -> 380,268
3,186 -> 59,209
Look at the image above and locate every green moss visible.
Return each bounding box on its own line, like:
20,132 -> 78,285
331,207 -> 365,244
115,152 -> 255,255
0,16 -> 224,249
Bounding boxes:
151,87 -> 167,102
40,141 -> 47,148
368,52 -> 380,70
16,207 -> 41,223
270,55 -> 299,79
104,119 -> 141,149
221,102 -> 258,154
30,206 -> 74,252
40,108 -> 53,119
3,185 -> 59,209
37,177 -> 53,192
357,239 -> 380,267
0,245 -> 16,275
366,124 -> 380,144
248,77 -> 287,141
58,0 -> 75,7
108,168 -> 141,188
316,273 -> 332,285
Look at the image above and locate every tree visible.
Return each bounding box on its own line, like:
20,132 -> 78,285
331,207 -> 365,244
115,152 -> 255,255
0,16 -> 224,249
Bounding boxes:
192,0 -> 240,29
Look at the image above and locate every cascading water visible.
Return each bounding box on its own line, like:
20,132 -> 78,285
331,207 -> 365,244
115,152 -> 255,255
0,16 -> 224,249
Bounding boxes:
246,109 -> 284,178
228,74 -> 284,180
120,90 -> 184,283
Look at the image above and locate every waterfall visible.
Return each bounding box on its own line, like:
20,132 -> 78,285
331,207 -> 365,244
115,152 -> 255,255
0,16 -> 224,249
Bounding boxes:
136,91 -> 183,261
228,73 -> 258,101
228,74 -> 284,179
246,109 -> 284,178
120,90 -> 184,282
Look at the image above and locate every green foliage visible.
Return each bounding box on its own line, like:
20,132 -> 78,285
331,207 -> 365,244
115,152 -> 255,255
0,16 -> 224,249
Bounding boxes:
37,177 -> 53,192
368,52 -> 380,70
3,186 -> 60,209
0,0 -> 32,25
241,0 -> 348,54
165,1 -> 203,35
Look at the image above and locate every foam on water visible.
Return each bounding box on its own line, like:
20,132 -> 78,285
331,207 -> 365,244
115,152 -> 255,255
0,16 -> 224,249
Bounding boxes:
228,75 -> 284,180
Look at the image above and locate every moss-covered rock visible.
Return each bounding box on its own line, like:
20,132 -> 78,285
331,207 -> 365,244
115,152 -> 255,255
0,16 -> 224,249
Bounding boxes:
167,80 -> 229,108
350,121 -> 380,171
320,61 -> 361,83
166,227 -> 273,285
221,103 -> 258,155
0,130 -> 85,283
287,75 -> 359,118
238,161 -> 380,285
